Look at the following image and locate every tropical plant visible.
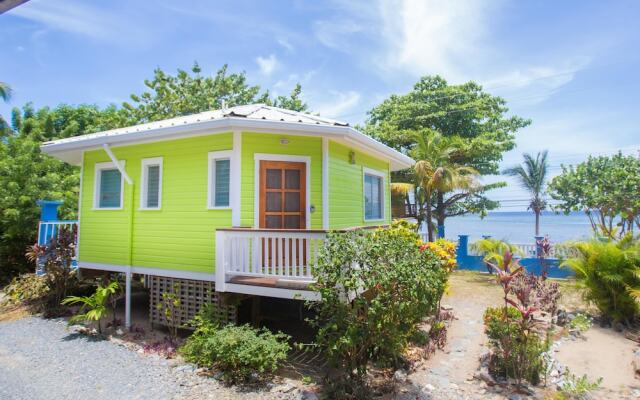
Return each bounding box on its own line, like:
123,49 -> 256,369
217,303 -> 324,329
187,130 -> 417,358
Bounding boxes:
181,306 -> 290,384
559,370 -> 602,399
561,237 -> 640,324
25,227 -> 77,307
309,228 -> 449,394
156,283 -> 184,340
61,280 -> 119,334
471,238 -> 522,273
483,251 -> 551,385
503,151 -> 549,236
549,152 -> 640,238
412,130 -> 479,241
365,75 -> 530,228
0,81 -> 12,102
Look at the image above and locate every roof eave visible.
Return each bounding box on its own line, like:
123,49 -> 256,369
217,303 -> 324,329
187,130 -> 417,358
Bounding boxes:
41,117 -> 414,170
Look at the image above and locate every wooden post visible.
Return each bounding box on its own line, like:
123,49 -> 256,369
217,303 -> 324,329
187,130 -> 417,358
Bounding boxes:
125,269 -> 132,330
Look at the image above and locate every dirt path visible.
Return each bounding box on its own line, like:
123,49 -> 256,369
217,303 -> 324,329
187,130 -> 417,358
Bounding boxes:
402,271 -> 640,399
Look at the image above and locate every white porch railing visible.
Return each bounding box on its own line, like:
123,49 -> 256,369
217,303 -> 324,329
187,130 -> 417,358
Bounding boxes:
37,220 -> 79,246
215,228 -> 327,292
36,220 -> 79,275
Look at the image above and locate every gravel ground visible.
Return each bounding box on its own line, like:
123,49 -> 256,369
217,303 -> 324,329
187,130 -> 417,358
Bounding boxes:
0,317 -> 298,400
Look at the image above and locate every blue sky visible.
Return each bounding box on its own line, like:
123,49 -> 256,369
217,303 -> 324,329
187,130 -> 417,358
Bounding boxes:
2,0 -> 639,211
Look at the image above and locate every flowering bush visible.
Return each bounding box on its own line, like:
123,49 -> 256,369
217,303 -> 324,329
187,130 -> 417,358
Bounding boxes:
420,239 -> 457,272
310,226 -> 450,395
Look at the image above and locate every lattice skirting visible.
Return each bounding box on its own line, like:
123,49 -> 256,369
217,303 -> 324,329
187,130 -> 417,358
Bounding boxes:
148,276 -> 237,329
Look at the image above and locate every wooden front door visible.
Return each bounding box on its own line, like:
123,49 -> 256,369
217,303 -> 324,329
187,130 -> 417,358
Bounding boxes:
259,161 -> 306,229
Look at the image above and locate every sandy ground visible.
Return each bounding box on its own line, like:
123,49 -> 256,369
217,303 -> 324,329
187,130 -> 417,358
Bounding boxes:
407,271 -> 640,399
555,326 -> 638,391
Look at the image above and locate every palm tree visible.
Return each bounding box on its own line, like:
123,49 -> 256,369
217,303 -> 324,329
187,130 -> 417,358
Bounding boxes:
503,151 -> 549,236
412,130 -> 478,241
0,81 -> 12,102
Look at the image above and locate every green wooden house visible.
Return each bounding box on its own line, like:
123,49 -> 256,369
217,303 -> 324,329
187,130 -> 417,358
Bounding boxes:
41,104 -> 414,327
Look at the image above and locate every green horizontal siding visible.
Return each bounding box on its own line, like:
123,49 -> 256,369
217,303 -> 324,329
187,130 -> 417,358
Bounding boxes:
79,133 -> 233,273
78,131 -> 392,275
328,140 -> 391,229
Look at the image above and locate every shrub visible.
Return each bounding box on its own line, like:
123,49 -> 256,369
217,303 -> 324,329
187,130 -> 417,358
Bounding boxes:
61,280 -> 119,334
25,226 -> 77,307
309,228 -> 449,391
181,308 -> 290,384
561,237 -> 640,324
484,307 -> 549,385
483,251 -> 551,386
568,313 -> 592,333
2,273 -> 50,310
559,370 -> 602,399
510,272 -> 561,315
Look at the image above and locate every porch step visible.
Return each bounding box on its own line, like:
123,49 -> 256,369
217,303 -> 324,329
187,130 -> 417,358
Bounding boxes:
229,276 -> 313,291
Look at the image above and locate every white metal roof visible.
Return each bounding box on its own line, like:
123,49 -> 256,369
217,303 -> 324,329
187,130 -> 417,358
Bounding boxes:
40,104 -> 414,171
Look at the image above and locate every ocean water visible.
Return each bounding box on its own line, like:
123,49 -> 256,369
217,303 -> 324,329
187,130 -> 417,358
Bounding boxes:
437,211 -> 593,244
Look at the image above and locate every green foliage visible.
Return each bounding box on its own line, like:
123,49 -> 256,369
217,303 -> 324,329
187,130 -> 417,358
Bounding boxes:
484,307 -> 549,385
2,273 -> 50,309
561,237 -> 640,323
560,370 -> 602,399
156,283 -> 183,340
364,75 -> 530,223
309,228 -> 449,389
568,313 -> 592,333
25,227 -> 78,307
122,63 -> 307,123
181,307 -> 290,384
549,153 -> 640,238
471,238 -> 522,268
61,280 -> 119,334
0,81 -> 12,102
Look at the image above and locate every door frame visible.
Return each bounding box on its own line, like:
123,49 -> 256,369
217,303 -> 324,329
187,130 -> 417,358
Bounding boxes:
253,153 -> 311,229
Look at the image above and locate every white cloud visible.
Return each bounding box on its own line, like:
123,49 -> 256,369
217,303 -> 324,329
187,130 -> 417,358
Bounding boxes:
256,54 -> 279,76
9,0 -> 149,44
314,0 -> 589,99
378,0 -> 494,81
313,18 -> 365,52
315,91 -> 361,119
277,37 -> 294,52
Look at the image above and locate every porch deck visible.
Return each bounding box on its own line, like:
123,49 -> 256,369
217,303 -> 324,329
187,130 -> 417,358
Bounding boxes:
215,228 -> 326,300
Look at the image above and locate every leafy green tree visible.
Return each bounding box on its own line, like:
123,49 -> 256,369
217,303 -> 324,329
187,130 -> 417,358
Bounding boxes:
365,75 -> 530,231
503,151 -> 549,236
548,153 -> 640,238
122,63 -> 307,123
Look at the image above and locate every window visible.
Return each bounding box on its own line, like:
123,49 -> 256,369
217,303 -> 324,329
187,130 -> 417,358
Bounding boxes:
94,161 -> 125,209
208,150 -> 233,208
363,168 -> 384,221
140,157 -> 163,209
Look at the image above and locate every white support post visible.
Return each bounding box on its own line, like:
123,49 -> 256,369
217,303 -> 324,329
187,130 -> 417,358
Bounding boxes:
231,130 -> 241,227
125,269 -> 132,330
